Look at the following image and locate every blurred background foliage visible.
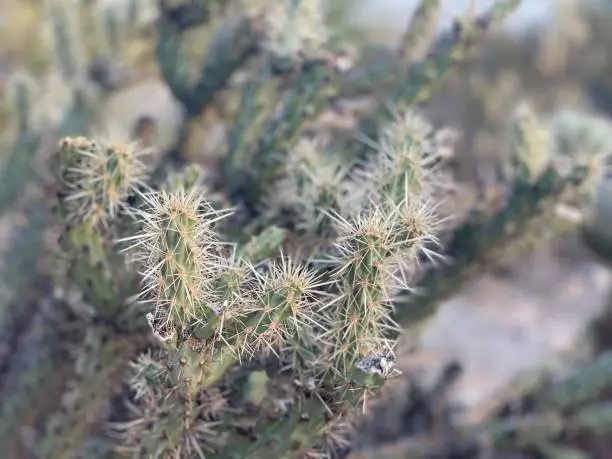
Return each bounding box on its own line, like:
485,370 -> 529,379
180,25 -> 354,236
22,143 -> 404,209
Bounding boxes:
3,0 -> 612,180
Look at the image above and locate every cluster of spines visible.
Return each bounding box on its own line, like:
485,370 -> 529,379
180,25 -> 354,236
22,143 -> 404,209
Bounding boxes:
108,97 -> 451,457
57,136 -> 149,227
112,96 -> 612,451
119,188 -> 229,333
263,137 -> 350,239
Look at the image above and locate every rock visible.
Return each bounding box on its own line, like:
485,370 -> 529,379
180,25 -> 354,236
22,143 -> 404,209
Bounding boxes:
97,78 -> 185,157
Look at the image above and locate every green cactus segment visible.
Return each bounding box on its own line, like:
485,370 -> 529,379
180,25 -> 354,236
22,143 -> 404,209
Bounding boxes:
395,164 -> 596,320
44,0 -> 86,82
239,225 -> 287,263
203,259 -> 327,387
345,0 -> 443,96
388,0 -> 522,107
121,189 -> 229,333
223,64 -> 282,189
0,201 -> 49,337
322,198 -> 434,376
252,60 -> 341,171
569,401 -> 612,436
156,201 -> 209,327
540,352 -> 612,411
165,340 -> 210,398
0,127 -> 40,217
214,396 -> 330,459
156,1 -> 261,118
56,137 -> 149,226
58,221 -> 139,319
110,348 -> 227,458
398,0 -> 443,70
241,58 -> 345,211
54,137 -> 148,318
511,102 -> 553,184
1,72 -> 40,213
10,73 -> 36,135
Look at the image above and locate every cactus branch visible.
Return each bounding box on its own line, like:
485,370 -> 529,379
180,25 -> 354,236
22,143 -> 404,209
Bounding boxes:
156,1 -> 262,117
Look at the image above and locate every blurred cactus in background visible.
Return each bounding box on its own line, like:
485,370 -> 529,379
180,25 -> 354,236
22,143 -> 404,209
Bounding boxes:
2,0 -> 612,458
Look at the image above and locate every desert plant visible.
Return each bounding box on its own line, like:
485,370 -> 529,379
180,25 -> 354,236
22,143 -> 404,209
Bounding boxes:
3,0 -> 612,458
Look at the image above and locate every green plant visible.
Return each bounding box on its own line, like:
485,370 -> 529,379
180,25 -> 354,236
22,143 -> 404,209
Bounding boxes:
3,0 -> 612,458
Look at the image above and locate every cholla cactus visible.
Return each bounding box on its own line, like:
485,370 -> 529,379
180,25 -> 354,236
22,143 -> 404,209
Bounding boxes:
98,100 -> 451,458
108,94 -> 609,458
10,0 -> 612,458
120,188 -> 229,333
54,137 -> 150,319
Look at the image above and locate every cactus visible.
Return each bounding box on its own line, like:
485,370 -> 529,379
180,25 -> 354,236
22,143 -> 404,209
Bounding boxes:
3,0 -> 612,457
105,96 -> 607,457
0,1 -> 162,454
